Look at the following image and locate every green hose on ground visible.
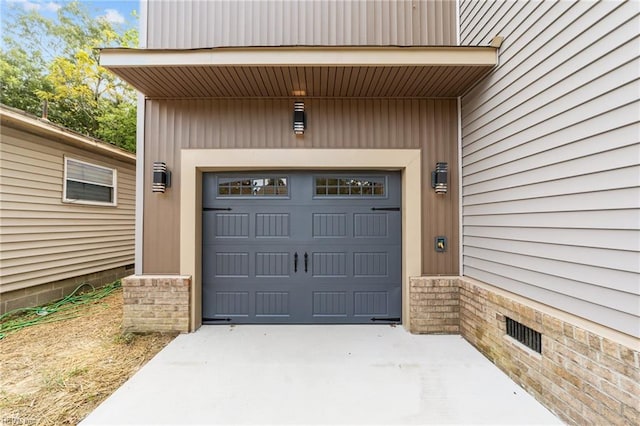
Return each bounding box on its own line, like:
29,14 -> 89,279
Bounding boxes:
0,280 -> 121,339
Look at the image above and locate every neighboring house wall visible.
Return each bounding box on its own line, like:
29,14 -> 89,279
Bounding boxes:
459,0 -> 640,337
145,0 -> 457,48
0,109 -> 136,312
142,98 -> 460,276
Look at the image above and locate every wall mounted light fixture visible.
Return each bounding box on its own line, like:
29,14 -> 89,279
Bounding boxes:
152,161 -> 171,193
293,101 -> 306,135
431,162 -> 448,194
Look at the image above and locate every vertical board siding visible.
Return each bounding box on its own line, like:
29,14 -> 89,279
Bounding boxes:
146,0 -> 456,48
460,0 -> 640,337
0,127 -> 135,293
143,98 -> 459,276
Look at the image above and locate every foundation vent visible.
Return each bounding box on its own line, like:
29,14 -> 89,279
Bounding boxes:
505,317 -> 542,354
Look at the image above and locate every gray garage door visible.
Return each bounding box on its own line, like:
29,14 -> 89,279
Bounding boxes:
202,171 -> 401,324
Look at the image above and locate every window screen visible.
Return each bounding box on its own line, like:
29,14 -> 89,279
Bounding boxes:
64,158 -> 116,205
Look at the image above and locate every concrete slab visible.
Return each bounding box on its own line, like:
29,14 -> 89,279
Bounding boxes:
81,325 -> 561,425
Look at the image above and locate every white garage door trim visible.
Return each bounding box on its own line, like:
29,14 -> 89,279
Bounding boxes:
180,149 -> 422,331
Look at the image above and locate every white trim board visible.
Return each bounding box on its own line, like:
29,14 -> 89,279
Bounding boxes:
101,46 -> 497,68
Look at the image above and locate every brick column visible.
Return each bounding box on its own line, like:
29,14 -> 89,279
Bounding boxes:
409,277 -> 460,334
122,275 -> 191,333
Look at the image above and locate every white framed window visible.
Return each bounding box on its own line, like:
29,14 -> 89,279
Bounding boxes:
63,157 -> 117,206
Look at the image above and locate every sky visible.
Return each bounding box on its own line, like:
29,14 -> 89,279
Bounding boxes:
1,0 -> 139,29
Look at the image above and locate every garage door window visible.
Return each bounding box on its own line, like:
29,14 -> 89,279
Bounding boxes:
63,157 -> 116,206
315,176 -> 385,196
218,177 -> 288,197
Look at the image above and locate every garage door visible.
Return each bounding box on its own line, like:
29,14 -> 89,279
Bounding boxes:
202,171 -> 401,324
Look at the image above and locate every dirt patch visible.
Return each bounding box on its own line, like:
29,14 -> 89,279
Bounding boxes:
0,287 -> 176,425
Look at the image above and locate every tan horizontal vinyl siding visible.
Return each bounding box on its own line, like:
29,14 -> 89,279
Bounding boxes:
460,0 -> 640,337
143,98 -> 459,276
146,0 -> 456,48
0,127 -> 135,293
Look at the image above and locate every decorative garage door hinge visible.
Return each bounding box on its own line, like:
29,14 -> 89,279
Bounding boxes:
202,317 -> 232,323
370,317 -> 401,322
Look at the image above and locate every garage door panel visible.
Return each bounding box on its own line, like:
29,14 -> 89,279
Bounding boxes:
312,252 -> 348,277
212,252 -> 250,277
307,248 -> 400,282
354,213 -> 388,238
256,213 -> 290,238
354,291 -> 389,316
255,252 -> 291,277
312,291 -> 348,317
215,213 -> 250,238
255,292 -> 291,317
312,213 -> 348,237
205,283 -> 299,319
205,250 -> 294,278
211,291 -> 250,317
202,171 -> 401,324
354,252 -> 388,277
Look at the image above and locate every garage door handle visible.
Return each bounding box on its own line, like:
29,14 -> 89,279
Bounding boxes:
294,252 -> 298,273
304,252 -> 309,273
371,207 -> 400,211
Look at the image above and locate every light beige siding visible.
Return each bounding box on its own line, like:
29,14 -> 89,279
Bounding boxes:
143,98 -> 459,276
0,126 -> 136,294
145,0 -> 456,48
460,0 -> 640,337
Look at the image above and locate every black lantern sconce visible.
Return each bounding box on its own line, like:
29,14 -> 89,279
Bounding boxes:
293,101 -> 306,135
431,162 -> 448,194
152,161 -> 171,193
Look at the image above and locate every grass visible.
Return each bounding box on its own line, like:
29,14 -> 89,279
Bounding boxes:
0,285 -> 176,425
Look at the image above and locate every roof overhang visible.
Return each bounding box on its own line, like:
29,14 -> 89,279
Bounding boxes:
100,46 -> 497,98
0,105 -> 136,164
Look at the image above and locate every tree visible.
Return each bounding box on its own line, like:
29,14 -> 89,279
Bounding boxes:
0,1 -> 138,152
0,46 -> 52,115
95,101 -> 137,153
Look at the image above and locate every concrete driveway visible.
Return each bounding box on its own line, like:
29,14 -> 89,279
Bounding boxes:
81,325 -> 561,425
